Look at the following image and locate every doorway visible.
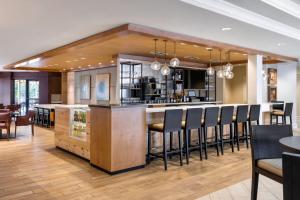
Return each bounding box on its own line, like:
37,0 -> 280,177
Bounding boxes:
14,80 -> 39,114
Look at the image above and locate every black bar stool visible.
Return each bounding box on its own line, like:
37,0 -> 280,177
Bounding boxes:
147,109 -> 183,170
248,104 -> 261,134
270,103 -> 293,125
233,105 -> 249,150
182,108 -> 203,164
34,107 -> 39,124
202,107 -> 219,159
38,108 -> 44,126
43,108 -> 50,128
218,106 -> 234,155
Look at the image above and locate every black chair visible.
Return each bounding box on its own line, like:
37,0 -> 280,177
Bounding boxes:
248,105 -> 261,134
43,108 -> 50,128
202,107 -> 219,159
218,106 -> 234,154
282,152 -> 300,200
38,108 -> 44,125
250,125 -> 292,200
34,107 -> 39,124
233,105 -> 249,150
271,100 -> 284,111
182,108 -> 203,164
271,103 -> 293,125
147,109 -> 184,170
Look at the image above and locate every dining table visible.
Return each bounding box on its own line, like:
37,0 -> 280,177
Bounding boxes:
279,136 -> 300,154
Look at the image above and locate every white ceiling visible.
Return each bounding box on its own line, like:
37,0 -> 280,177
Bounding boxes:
0,0 -> 300,70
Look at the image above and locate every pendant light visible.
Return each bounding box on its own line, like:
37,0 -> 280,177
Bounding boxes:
224,51 -> 233,72
150,39 -> 161,71
170,41 -> 180,67
206,48 -> 215,76
161,40 -> 170,76
217,50 -> 225,78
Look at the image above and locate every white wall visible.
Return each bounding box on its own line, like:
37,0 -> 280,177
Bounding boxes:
277,61 -> 298,128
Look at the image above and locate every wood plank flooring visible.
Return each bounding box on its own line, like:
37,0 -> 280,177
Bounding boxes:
198,176 -> 282,200
0,125 -> 277,200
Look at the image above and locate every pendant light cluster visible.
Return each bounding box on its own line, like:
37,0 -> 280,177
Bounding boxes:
150,39 -> 180,76
215,51 -> 234,79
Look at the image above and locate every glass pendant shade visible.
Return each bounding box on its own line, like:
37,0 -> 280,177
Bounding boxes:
223,69 -> 231,77
151,60 -> 161,70
170,57 -> 180,67
217,70 -> 225,78
224,63 -> 233,72
206,67 -> 215,76
226,71 -> 234,79
161,64 -> 171,76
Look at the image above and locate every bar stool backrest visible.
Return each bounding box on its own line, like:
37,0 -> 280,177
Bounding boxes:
284,103 -> 293,116
271,100 -> 284,111
236,105 -> 249,123
38,108 -> 44,115
249,104 -> 261,121
163,109 -> 183,132
220,106 -> 234,125
204,107 -> 219,127
185,108 -> 203,129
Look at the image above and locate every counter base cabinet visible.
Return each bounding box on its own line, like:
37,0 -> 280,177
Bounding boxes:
90,106 -> 146,174
55,107 -> 90,160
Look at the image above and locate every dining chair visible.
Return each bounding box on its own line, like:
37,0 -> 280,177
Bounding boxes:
0,112 -> 11,140
250,125 -> 292,200
282,152 -> 300,200
15,110 -> 36,137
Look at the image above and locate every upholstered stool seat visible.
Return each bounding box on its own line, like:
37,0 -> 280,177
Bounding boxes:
148,123 -> 164,131
257,158 -> 282,177
272,111 -> 284,116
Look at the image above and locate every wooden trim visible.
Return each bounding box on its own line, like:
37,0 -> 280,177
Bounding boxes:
5,23 -> 297,70
5,24 -> 131,69
127,24 -> 298,62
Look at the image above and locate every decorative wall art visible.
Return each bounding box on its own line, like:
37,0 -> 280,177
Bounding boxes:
95,74 -> 110,101
80,75 -> 91,100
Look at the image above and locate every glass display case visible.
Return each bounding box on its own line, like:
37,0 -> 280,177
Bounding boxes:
70,108 -> 88,141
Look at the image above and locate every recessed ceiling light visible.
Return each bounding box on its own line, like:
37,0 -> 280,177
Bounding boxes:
180,42 -> 186,45
28,57 -> 41,64
193,45 -> 199,48
277,43 -> 286,46
78,66 -> 82,69
221,27 -> 232,31
63,69 -> 66,71
206,47 -> 213,50
70,67 -> 74,70
243,53 -> 247,56
98,62 -> 102,65
81,57 -> 86,60
88,64 -> 91,67
65,60 -> 71,63
110,60 -> 114,63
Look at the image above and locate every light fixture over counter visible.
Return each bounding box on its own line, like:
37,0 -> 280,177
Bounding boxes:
150,39 -> 161,71
161,40 -> 171,76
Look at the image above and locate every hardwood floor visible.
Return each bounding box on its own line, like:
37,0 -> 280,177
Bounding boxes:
198,176 -> 282,200
0,125 -> 262,200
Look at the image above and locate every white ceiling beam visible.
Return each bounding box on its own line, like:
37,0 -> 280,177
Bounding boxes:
261,0 -> 300,20
180,0 -> 300,41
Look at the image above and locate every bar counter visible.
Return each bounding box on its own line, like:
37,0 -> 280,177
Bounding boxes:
53,102 -> 276,174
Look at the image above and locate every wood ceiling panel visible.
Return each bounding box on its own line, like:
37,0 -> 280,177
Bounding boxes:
5,23 -> 294,72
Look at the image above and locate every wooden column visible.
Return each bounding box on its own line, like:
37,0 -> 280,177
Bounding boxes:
90,105 -> 146,174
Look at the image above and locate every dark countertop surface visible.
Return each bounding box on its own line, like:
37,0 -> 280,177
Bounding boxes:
88,104 -> 147,108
